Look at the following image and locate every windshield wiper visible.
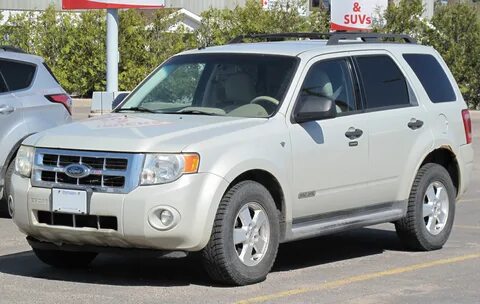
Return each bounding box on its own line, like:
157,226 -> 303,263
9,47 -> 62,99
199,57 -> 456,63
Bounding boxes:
175,109 -> 225,116
115,106 -> 158,113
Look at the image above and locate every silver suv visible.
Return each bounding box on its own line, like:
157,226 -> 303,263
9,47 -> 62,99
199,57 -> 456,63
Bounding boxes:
11,33 -> 474,286
0,47 -> 72,217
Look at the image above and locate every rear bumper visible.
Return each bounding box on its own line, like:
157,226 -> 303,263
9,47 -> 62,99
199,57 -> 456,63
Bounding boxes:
458,144 -> 474,198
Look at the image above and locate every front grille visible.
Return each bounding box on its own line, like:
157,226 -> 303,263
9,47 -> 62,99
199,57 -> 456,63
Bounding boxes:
32,148 -> 144,194
37,211 -> 118,230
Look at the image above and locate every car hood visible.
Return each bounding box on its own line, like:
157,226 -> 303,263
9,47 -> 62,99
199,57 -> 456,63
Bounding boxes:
24,113 -> 267,153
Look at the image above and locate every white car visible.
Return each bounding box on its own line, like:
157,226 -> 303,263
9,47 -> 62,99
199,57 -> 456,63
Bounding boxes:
11,33 -> 473,285
0,47 -> 72,217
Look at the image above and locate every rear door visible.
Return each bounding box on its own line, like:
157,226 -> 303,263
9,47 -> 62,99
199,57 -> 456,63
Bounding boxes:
0,59 -> 29,169
353,52 -> 433,205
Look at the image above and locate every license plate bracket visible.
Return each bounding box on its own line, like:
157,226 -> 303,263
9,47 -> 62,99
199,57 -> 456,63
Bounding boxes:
52,189 -> 87,214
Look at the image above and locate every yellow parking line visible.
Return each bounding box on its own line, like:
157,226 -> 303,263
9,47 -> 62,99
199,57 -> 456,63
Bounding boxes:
455,225 -> 480,230
235,253 -> 480,304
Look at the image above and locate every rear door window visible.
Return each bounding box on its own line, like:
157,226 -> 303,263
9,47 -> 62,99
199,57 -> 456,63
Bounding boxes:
355,55 -> 410,110
0,59 -> 36,91
403,54 -> 456,103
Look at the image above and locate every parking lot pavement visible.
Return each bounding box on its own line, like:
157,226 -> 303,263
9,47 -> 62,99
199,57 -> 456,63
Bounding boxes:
0,113 -> 478,304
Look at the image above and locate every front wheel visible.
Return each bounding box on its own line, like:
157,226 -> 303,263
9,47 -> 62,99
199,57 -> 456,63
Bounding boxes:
395,163 -> 456,251
202,181 -> 280,286
33,248 -> 98,268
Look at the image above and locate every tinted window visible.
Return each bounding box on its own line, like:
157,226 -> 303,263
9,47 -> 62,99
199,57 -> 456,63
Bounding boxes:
0,60 -> 36,91
300,58 -> 357,115
403,54 -> 456,103
0,73 -> 8,93
356,55 -> 410,109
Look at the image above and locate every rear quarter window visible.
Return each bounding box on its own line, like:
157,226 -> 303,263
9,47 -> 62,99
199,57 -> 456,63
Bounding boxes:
0,59 -> 36,91
403,54 -> 456,103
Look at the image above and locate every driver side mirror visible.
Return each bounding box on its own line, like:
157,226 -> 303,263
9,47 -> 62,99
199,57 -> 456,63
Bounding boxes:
293,95 -> 337,124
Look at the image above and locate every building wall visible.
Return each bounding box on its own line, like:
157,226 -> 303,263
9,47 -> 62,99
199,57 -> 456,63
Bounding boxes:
0,0 -> 62,10
0,0 -> 246,13
165,0 -> 247,14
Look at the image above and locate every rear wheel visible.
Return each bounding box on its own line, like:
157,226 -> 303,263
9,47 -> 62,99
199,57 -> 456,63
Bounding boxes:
0,160 -> 15,218
202,181 -> 280,286
395,163 -> 456,251
33,248 -> 97,268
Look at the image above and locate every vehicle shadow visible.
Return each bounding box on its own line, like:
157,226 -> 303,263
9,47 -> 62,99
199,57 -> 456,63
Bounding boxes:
0,227 -> 404,287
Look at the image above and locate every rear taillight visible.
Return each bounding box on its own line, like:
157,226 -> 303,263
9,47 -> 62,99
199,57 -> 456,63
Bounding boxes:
462,109 -> 472,144
46,94 -> 72,115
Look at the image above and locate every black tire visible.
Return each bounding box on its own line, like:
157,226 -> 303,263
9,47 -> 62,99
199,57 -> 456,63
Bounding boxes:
201,180 -> 280,286
395,163 -> 456,251
33,248 -> 98,268
0,160 -> 15,218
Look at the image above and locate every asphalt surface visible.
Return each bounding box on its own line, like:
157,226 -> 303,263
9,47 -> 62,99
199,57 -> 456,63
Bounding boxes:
0,109 -> 478,304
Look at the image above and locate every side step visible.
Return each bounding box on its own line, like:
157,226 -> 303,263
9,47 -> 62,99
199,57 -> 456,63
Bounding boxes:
287,201 -> 407,242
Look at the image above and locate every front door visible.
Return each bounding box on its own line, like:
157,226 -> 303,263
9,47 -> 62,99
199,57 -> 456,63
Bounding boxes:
289,56 -> 370,220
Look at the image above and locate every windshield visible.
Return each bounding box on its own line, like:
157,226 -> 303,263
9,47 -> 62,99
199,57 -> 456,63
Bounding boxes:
117,54 -> 298,118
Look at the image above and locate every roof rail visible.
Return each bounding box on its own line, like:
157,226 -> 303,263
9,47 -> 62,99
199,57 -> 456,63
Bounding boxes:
327,32 -> 417,45
229,33 -> 332,44
0,46 -> 27,54
228,32 -> 417,45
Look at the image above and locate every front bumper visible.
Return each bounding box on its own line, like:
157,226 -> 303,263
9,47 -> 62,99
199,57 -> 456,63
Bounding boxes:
12,172 -> 229,251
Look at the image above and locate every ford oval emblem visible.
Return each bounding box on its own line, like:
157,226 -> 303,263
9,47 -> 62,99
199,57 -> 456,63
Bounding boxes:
64,164 -> 91,179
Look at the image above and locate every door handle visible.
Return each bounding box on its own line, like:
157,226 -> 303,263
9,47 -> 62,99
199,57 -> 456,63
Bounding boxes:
0,105 -> 14,115
408,118 -> 424,130
345,127 -> 363,140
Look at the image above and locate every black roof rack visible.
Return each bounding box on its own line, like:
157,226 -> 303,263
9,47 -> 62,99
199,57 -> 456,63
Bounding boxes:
0,46 -> 27,54
228,32 -> 417,45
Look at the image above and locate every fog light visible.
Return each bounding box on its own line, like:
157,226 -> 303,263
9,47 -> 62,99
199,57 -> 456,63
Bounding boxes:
160,210 -> 174,226
148,206 -> 180,231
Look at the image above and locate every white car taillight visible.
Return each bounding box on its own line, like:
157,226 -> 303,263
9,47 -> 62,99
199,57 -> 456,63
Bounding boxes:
46,94 -> 72,115
462,109 -> 472,144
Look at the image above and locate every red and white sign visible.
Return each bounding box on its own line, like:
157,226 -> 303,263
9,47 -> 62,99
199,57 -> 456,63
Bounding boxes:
62,0 -> 165,9
331,0 -> 387,31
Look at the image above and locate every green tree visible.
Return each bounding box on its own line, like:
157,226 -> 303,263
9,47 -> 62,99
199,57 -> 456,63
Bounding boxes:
1,10 -> 37,52
196,0 -> 329,46
427,4 -> 480,108
376,0 -> 480,109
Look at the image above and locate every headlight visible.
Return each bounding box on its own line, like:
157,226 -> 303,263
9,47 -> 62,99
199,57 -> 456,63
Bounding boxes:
15,146 -> 35,178
140,153 -> 199,185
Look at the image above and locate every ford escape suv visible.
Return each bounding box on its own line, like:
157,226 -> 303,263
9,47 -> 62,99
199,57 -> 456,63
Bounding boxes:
0,46 -> 72,218
11,33 -> 473,286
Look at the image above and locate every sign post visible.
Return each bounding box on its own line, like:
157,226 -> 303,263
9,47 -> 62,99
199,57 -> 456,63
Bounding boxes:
106,8 -> 119,92
330,0 -> 387,32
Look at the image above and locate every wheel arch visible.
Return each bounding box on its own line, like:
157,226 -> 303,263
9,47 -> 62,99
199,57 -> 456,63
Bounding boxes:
0,133 -> 34,187
419,146 -> 460,196
226,169 -> 287,242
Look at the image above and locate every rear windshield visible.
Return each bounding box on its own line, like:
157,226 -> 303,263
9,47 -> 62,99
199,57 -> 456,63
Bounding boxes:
403,54 -> 456,103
